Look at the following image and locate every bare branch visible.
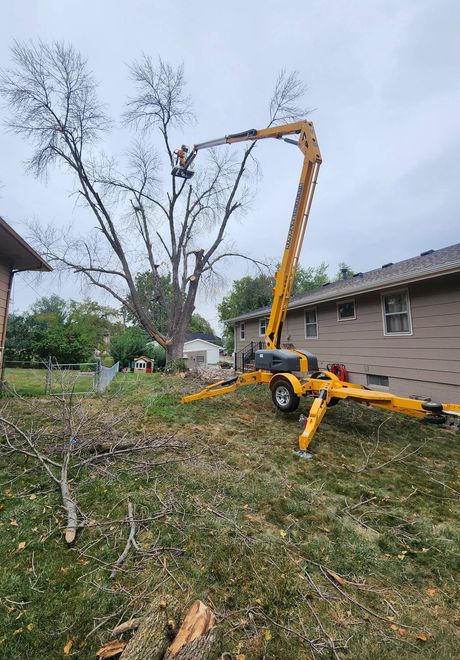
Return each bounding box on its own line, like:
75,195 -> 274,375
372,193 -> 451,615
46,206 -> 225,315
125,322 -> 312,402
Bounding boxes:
269,69 -> 311,125
124,56 -> 194,165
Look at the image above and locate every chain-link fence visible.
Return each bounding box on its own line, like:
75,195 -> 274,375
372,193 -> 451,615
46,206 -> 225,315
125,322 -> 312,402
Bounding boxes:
2,359 -> 119,396
96,361 -> 119,393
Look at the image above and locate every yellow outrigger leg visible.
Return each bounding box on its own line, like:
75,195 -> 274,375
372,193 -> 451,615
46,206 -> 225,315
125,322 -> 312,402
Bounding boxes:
182,370 -> 460,458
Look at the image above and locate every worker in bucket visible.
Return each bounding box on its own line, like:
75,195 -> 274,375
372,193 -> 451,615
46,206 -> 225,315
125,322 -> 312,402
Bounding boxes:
174,144 -> 189,168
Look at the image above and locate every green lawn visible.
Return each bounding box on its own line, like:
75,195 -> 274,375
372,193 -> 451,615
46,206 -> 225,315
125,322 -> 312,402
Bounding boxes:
3,367 -> 97,396
0,373 -> 458,658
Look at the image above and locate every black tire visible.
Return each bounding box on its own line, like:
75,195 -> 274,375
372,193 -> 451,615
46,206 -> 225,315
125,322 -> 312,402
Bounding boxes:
421,401 -> 443,413
271,380 -> 300,413
422,414 -> 446,425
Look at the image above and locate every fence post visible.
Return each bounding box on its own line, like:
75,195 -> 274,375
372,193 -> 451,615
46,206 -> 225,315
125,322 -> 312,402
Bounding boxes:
45,356 -> 52,395
95,358 -> 102,393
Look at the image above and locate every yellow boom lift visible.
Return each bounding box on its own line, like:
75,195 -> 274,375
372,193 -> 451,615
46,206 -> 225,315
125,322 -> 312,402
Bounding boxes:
173,122 -> 460,457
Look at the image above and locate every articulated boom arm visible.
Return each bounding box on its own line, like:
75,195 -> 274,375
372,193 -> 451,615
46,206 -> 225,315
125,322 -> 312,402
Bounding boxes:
178,120 -> 460,458
264,123 -> 321,349
174,121 -> 322,350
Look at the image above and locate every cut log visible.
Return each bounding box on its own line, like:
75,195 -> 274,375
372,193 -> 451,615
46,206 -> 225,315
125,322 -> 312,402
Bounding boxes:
165,600 -> 219,660
120,598 -> 173,660
164,628 -> 220,660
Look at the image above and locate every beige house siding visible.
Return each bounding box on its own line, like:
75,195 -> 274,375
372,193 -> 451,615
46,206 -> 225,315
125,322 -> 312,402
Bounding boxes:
234,272 -> 460,403
0,264 -> 12,367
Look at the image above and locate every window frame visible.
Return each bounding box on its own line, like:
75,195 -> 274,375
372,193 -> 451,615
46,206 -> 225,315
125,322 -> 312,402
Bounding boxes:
304,306 -> 318,339
381,288 -> 413,337
367,373 -> 390,388
258,317 -> 268,337
337,298 -> 356,322
239,322 -> 245,341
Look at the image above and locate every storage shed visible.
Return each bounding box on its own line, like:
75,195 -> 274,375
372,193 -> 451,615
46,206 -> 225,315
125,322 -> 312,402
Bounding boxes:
183,338 -> 221,369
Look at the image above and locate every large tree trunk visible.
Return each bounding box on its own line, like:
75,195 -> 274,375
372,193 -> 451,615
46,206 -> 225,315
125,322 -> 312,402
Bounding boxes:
165,318 -> 189,364
165,341 -> 185,362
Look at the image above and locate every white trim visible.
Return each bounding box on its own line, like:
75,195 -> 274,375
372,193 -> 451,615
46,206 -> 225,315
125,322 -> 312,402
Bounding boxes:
304,306 -> 318,339
258,317 -> 268,337
337,298 -> 356,321
183,338 -> 222,350
381,288 -> 413,336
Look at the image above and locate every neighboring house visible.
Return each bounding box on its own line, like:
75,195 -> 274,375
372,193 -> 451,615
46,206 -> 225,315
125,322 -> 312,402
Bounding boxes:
133,356 -> 153,373
229,244 -> 460,404
183,337 -> 222,369
0,217 -> 52,383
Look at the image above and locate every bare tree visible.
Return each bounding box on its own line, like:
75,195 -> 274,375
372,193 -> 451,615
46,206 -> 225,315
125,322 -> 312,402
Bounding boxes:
0,42 -> 309,361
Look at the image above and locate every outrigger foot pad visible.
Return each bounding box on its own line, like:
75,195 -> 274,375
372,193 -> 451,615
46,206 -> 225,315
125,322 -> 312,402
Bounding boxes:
294,450 -> 313,459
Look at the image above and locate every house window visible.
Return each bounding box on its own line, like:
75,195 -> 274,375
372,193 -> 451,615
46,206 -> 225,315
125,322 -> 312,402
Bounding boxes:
338,299 -> 356,321
240,322 -> 245,340
304,308 -> 318,338
367,374 -> 389,388
259,318 -> 268,336
382,289 -> 412,335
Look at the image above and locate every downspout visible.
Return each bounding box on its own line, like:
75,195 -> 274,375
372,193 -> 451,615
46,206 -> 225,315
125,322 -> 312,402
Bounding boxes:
0,268 -> 14,388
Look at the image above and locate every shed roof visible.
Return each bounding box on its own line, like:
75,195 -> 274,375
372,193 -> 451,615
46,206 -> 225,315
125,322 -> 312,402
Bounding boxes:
228,242 -> 460,323
184,338 -> 222,350
134,356 -> 152,362
0,217 -> 52,272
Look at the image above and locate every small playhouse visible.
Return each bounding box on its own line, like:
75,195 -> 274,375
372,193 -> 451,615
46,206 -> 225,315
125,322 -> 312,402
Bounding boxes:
133,356 -> 154,374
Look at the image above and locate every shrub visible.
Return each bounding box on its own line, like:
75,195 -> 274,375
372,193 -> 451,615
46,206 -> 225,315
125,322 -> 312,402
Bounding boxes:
164,357 -> 187,374
151,344 -> 166,369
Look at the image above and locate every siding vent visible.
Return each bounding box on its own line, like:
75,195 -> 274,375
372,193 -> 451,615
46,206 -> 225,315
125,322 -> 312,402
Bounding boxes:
381,262 -> 393,268
420,249 -> 434,256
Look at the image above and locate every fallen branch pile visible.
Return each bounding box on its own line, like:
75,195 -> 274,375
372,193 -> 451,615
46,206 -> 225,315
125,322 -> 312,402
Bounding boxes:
0,390 -> 187,546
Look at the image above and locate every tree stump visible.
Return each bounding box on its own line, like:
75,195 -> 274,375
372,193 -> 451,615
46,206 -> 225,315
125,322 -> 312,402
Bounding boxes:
120,600 -> 219,660
165,600 -> 219,659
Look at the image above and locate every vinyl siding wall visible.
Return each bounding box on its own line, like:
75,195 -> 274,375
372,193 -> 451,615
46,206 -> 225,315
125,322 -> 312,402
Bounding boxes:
0,264 -> 12,368
234,272 -> 460,403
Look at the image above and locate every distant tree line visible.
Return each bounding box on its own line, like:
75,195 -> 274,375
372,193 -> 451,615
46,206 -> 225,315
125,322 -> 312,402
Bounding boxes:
5,296 -> 123,364
6,295 -> 215,368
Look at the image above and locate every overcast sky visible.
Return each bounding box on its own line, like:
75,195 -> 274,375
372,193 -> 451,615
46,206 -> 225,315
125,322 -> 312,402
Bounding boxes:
1,0 -> 459,331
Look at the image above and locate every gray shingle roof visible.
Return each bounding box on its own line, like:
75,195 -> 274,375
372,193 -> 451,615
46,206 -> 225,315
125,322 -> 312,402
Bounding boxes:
186,332 -> 222,345
227,243 -> 460,323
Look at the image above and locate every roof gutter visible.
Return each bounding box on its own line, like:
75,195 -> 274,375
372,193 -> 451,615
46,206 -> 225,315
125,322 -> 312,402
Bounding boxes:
0,217 -> 53,272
